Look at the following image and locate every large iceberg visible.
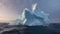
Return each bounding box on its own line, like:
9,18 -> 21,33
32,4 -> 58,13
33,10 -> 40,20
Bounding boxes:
23,9 -> 50,26
9,3 -> 50,26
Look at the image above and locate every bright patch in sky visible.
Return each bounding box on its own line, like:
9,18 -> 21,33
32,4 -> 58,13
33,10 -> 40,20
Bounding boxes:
0,0 -> 19,22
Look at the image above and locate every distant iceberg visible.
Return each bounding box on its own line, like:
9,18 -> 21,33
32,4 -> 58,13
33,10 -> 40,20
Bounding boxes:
9,3 -> 50,26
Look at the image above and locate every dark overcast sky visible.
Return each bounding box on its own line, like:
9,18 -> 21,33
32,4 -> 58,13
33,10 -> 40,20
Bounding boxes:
0,0 -> 60,23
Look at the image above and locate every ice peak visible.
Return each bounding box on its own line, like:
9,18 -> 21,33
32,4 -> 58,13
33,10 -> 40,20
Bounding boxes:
32,3 -> 37,12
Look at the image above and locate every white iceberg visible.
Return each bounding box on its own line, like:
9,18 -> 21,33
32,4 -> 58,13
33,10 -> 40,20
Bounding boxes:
9,3 -> 50,26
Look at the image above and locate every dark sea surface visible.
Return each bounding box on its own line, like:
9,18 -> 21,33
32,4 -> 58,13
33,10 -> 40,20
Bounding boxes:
0,23 -> 60,34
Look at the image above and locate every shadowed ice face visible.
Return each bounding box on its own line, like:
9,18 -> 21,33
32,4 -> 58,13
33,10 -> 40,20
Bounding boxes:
25,9 -> 33,19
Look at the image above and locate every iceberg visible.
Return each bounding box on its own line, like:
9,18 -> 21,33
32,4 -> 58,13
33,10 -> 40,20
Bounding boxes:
9,3 -> 50,26
24,9 -> 50,26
